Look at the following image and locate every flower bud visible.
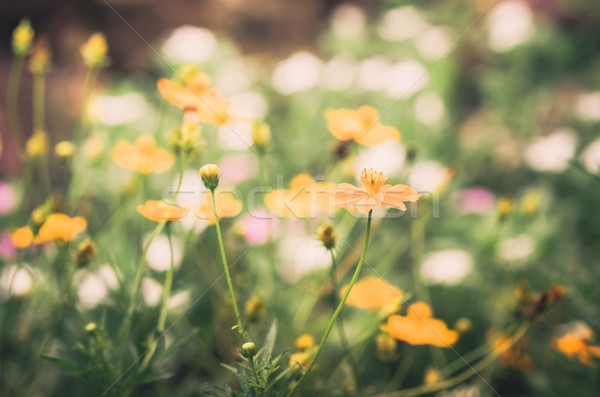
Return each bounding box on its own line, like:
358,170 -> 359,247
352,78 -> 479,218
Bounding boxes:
497,197 -> 514,220
55,141 -> 75,160
376,332 -> 397,361
316,223 -> 336,250
454,317 -> 472,334
240,341 -> 257,358
199,164 -> 220,190
548,283 -> 566,302
76,237 -> 97,267
423,367 -> 442,385
80,33 -> 108,67
12,19 -> 34,55
30,207 -> 48,228
252,121 -> 271,152
25,131 -> 48,160
84,322 -> 97,335
29,37 -> 51,74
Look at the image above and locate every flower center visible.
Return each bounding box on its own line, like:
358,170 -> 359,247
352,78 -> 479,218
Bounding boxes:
360,168 -> 387,196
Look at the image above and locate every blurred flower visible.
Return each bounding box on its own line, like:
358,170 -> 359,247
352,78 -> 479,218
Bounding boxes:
168,290 -> 191,310
423,367 -> 442,385
379,7 -> 429,41
525,128 -> 577,172
454,317 -> 472,334
264,174 -> 333,218
251,121 -> 271,153
356,57 -> 392,91
580,137 -> 600,174
145,234 -> 183,272
490,331 -> 534,372
289,349 -> 315,371
215,61 -> 253,94
80,33 -> 108,67
77,265 -> 118,307
0,265 -> 35,298
162,26 -> 216,63
498,235 -> 535,262
415,26 -> 453,60
331,168 -> 419,213
217,154 -> 258,185
12,19 -> 34,55
420,249 -> 473,285
237,209 -> 275,245
0,182 -> 18,215
330,3 -> 365,37
29,37 -> 51,74
25,130 -> 48,160
0,233 -> 16,259
196,192 -> 242,224
325,106 -> 400,147
137,200 -> 187,223
216,120 -> 254,151
414,91 -> 445,125
76,237 -> 97,267
487,1 -> 535,52
384,60 -> 429,99
575,92 -> 600,122
322,56 -> 357,91
552,321 -> 600,366
381,302 -> 459,347
279,233 -> 330,282
496,197 -> 515,220
295,334 -> 315,351
245,295 -> 266,321
354,142 -> 406,178
272,52 -> 323,94
316,223 -> 336,250
408,161 -> 447,193
90,92 -> 147,126
520,189 -> 543,215
112,136 -> 175,174
228,91 -> 268,119
54,141 -> 74,160
12,226 -> 34,248
83,135 -> 105,162
376,332 -> 397,361
452,187 -> 495,215
341,276 -> 403,310
34,214 -> 87,244
142,277 -> 163,306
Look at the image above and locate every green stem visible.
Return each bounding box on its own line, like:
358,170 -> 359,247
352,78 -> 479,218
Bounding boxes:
373,322 -> 529,397
249,356 -> 262,392
32,72 -> 45,133
6,54 -> 25,159
286,210 -> 373,397
329,250 -> 362,393
210,187 -> 245,339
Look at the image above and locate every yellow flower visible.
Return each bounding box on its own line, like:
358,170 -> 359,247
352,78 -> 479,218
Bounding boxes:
325,106 -> 400,147
137,200 -> 187,223
380,302 -> 459,347
80,33 -> 108,67
112,136 -> 175,174
341,277 -> 403,310
295,334 -> 315,351
196,192 -> 242,225
264,174 -> 334,218
26,130 -> 48,160
423,367 -> 442,385
252,121 -> 271,152
12,19 -> 34,55
199,164 -> 220,190
330,168 -> 420,213
29,37 -> 51,74
34,213 -> 87,244
552,322 -> 600,366
55,141 -> 75,160
12,226 -> 34,248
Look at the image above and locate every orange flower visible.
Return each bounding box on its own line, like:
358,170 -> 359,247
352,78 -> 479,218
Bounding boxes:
158,75 -> 235,126
264,174 -> 334,218
34,214 -> 87,244
137,200 -> 187,223
552,322 -> 600,366
12,226 -> 34,248
325,106 -> 400,147
330,168 -> 420,213
196,192 -> 242,224
380,302 -> 459,347
112,136 -> 175,174
490,332 -> 534,372
341,277 -> 403,310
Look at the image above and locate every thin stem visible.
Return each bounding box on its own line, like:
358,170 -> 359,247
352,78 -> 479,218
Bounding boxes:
373,322 -> 529,397
210,187 -> 245,339
329,250 -> 362,393
6,54 -> 25,159
249,356 -> 262,392
286,210 -> 373,397
32,72 -> 45,133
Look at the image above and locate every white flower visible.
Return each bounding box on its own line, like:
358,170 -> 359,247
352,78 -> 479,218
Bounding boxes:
90,93 -> 147,126
279,234 -> 331,282
322,56 -> 357,91
162,26 -> 217,63
142,277 -> 163,306
525,128 -> 577,172
217,120 -> 254,151
384,60 -> 429,99
331,4 -> 366,37
580,137 -> 600,174
487,1 -> 535,52
379,7 -> 429,41
77,265 -> 118,308
499,235 -> 535,262
145,234 -> 183,272
272,52 -> 323,94
215,61 -> 253,95
414,91 -> 445,125
575,92 -> 600,122
409,161 -> 447,193
421,249 -> 473,285
228,91 -> 268,119
355,142 -> 406,179
0,265 -> 36,299
415,26 -> 453,60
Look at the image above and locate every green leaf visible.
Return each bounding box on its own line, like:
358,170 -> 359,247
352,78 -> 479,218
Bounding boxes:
41,355 -> 86,376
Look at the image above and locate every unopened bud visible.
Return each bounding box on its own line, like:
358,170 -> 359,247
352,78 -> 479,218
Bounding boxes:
295,334 -> 315,351
252,121 -> 271,152
26,131 -> 48,160
454,317 -> 472,334
12,19 -> 34,55
80,33 -> 108,67
317,223 -> 336,250
76,238 -> 97,267
84,322 -> 97,335
497,197 -> 514,220
55,141 -> 75,160
240,341 -> 257,359
199,164 -> 220,190
29,37 -> 51,74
